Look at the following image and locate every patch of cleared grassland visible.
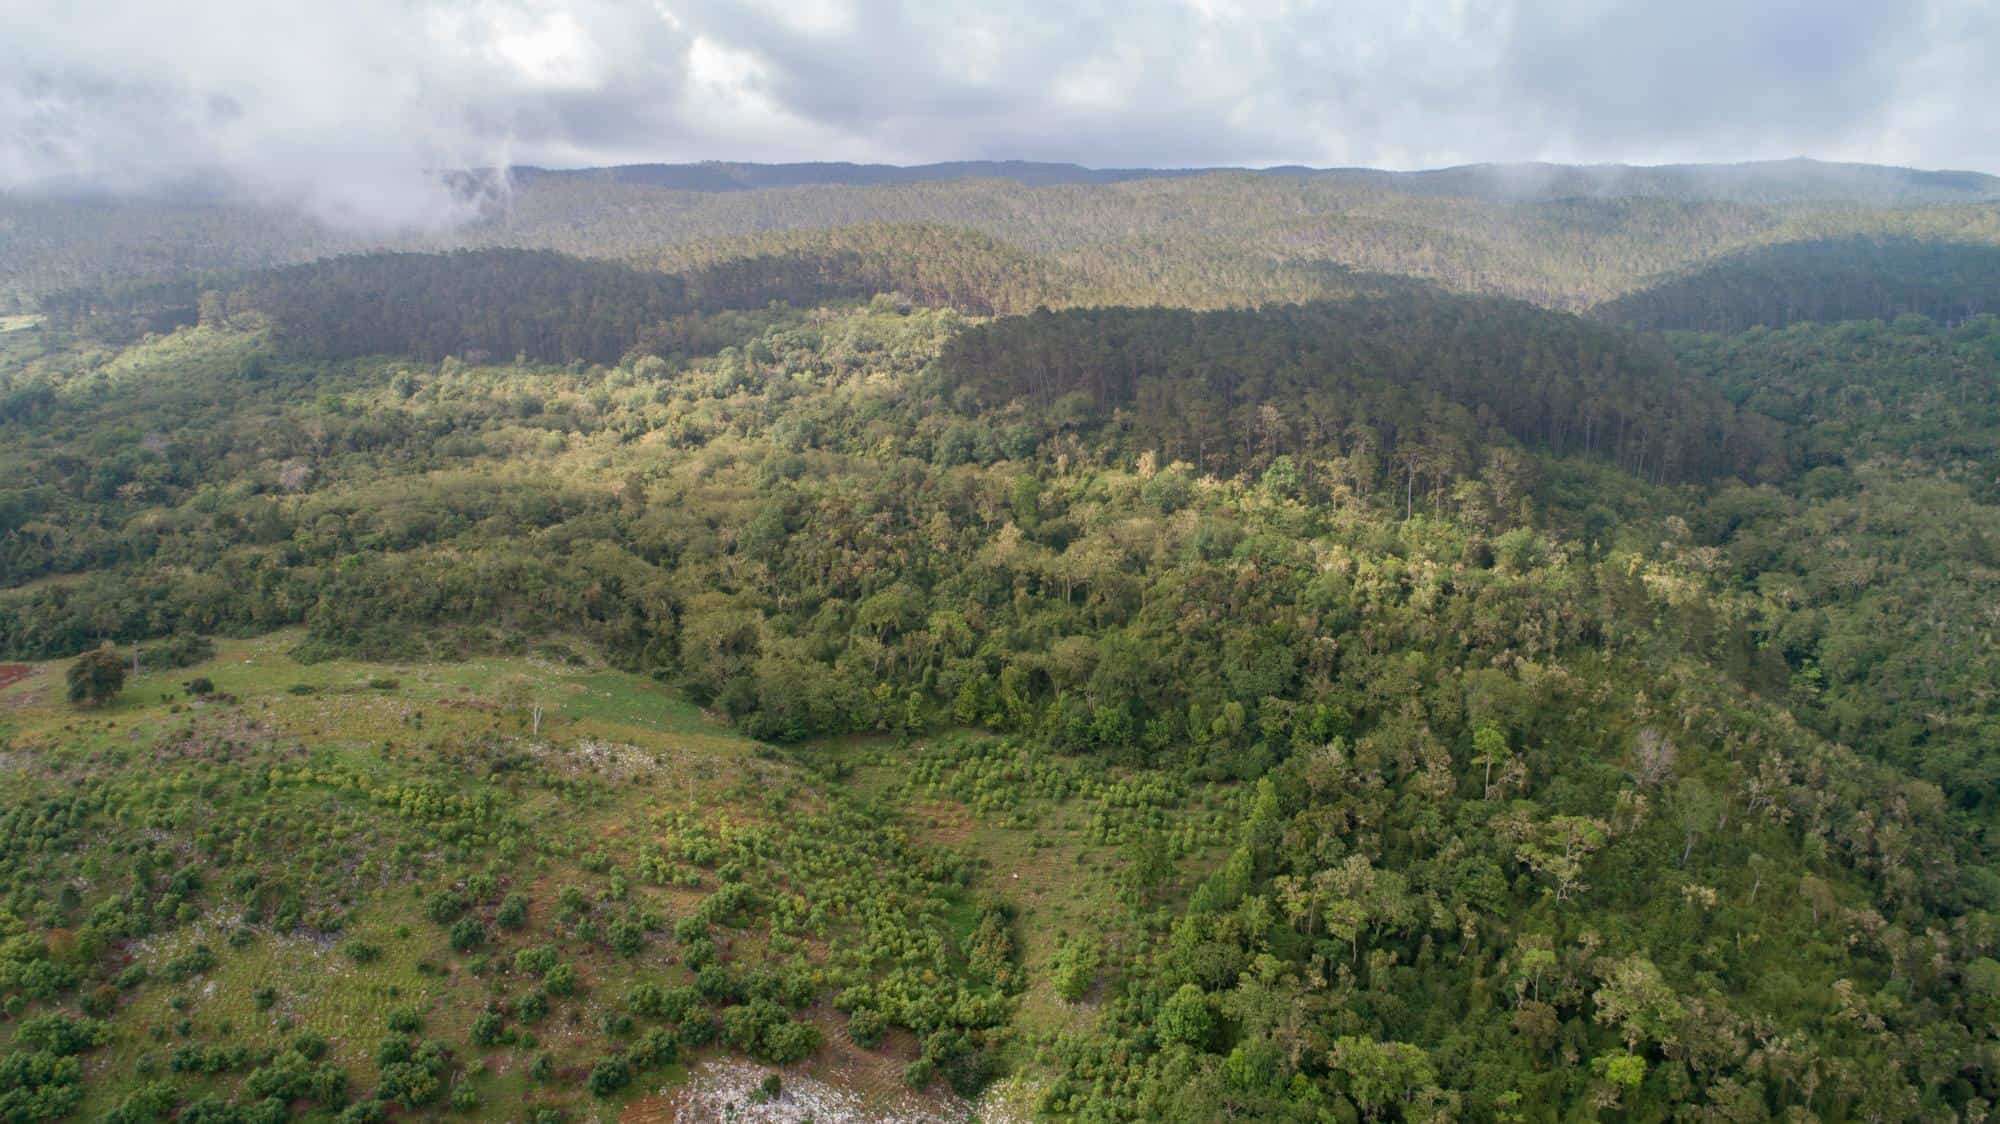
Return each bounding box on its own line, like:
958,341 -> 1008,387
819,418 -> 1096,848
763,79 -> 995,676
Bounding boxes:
1,639 -> 1243,1122
1,636 -> 1009,1122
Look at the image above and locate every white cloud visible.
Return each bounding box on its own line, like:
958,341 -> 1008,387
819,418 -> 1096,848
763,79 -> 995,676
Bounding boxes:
0,0 -> 1991,228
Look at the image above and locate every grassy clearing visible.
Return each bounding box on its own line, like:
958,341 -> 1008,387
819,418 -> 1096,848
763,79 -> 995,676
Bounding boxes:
0,638 -> 1245,1120
0,639 -> 1049,1122
2,637 -> 769,1120
0,638 -> 1245,1122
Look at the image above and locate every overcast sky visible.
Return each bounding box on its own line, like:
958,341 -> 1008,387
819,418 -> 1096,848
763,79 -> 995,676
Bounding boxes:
3,0 -> 1994,226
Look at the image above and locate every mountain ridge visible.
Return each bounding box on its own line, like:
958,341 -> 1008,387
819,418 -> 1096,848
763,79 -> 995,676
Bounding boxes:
503,155 -> 2000,205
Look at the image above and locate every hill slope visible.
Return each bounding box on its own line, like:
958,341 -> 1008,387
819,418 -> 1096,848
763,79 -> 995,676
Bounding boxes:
5,279 -> 2000,1118
1594,236 -> 2000,332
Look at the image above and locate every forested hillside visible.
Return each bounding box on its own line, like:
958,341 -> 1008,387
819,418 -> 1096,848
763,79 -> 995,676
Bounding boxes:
1595,238 -> 2000,332
10,160 -> 2000,317
937,298 -> 1778,485
8,149 -> 2000,1124
5,215 -> 2000,1121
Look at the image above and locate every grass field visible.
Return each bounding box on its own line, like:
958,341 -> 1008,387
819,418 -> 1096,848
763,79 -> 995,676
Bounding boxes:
1,635 -> 780,1119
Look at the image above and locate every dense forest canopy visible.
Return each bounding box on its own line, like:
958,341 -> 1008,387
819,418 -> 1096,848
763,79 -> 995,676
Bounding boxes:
1594,237 -> 2000,333
938,297 -> 1779,485
40,240 -> 1052,363
5,162 -> 2000,1123
217,250 -> 697,364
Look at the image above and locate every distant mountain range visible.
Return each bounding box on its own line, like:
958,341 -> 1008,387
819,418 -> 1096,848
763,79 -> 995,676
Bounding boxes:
503,160 -> 1202,191
507,156 -> 2000,206
10,156 -> 2000,313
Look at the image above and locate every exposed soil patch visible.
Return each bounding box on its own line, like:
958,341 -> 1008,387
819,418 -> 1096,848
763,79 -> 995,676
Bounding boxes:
0,664 -> 33,690
623,1007 -> 1033,1124
626,1058 -> 977,1124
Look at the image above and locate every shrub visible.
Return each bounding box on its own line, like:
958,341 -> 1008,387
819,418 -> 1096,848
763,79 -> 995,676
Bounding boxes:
16,1014 -> 109,1056
657,986 -> 700,1023
425,891 -> 467,925
103,1081 -> 180,1124
160,945 -> 217,983
377,1061 -> 441,1109
607,919 -> 645,957
625,982 -> 665,1016
448,918 -> 487,952
335,1101 -> 385,1124
629,1028 -> 678,1069
8,957 -> 79,999
847,1007 -> 887,1048
721,1004 -> 763,1053
514,946 -> 558,977
762,1020 -> 820,1065
1051,937 -> 1099,1001
514,990 -> 549,1023
140,634 -> 215,672
245,1050 -> 348,1106
585,1058 -> 630,1097
695,963 -> 736,1002
677,1017 -> 717,1048
496,894 -> 529,930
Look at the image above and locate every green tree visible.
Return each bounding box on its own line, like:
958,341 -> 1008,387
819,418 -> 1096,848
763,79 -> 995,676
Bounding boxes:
1593,956 -> 1685,1051
1050,937 -> 1100,1002
1328,1038 -> 1439,1120
585,1058 -> 630,1097
1471,722 -> 1510,798
1158,984 -> 1215,1049
67,646 -> 126,708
